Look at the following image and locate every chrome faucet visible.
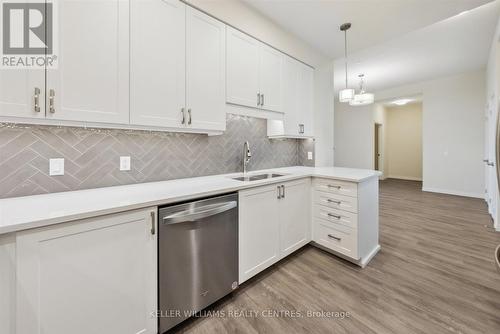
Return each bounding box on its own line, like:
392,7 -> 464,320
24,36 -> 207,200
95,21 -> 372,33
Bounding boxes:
243,141 -> 252,174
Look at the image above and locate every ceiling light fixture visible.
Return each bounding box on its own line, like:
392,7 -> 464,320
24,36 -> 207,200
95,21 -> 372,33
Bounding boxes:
338,22 -> 355,103
349,74 -> 374,106
392,98 -> 412,106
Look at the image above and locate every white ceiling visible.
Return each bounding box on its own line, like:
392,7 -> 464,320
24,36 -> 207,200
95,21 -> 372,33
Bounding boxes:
333,1 -> 500,93
244,0 -> 494,58
245,0 -> 500,94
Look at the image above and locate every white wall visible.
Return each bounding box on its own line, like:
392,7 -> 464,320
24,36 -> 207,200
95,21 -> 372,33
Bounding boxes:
385,103 -> 423,181
334,101 -> 374,169
186,0 -> 334,167
422,71 -> 485,198
334,70 -> 486,198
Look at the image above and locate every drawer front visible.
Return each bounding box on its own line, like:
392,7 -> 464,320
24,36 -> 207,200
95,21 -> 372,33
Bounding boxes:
313,219 -> 358,259
314,191 -> 358,213
314,205 -> 358,229
314,179 -> 357,198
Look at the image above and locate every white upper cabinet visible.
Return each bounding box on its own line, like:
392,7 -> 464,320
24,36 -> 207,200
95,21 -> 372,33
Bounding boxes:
226,27 -> 261,109
226,26 -> 282,113
46,0 -> 129,124
0,70 -> 45,119
259,45 -> 282,112
185,6 -> 226,131
267,58 -> 314,138
130,1 -> 225,133
130,0 -> 186,128
297,63 -> 314,137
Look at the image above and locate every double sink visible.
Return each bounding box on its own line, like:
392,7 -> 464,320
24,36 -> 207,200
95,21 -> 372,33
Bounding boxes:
231,173 -> 286,182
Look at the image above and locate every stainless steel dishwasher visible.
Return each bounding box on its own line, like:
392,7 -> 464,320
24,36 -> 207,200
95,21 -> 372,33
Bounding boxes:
158,193 -> 239,333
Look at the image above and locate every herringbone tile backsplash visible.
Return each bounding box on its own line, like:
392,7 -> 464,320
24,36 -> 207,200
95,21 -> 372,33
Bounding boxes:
0,114 -> 314,199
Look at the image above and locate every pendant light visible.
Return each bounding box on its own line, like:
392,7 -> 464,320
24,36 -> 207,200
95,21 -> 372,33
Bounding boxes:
339,23 -> 355,102
349,74 -> 374,106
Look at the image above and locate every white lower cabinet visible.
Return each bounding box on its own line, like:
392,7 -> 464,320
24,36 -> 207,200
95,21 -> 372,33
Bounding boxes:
279,179 -> 311,257
15,208 -> 158,334
312,177 -> 380,267
238,179 -> 310,283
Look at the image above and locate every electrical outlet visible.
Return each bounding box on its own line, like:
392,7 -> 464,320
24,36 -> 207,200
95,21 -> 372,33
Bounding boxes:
120,156 -> 131,171
307,151 -> 313,160
49,158 -> 64,176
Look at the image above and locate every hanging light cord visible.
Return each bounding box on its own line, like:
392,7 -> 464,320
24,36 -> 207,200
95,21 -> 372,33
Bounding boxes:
344,29 -> 348,88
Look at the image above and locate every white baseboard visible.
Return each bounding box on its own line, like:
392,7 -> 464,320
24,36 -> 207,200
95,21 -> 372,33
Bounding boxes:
422,186 -> 485,199
387,175 -> 422,181
360,245 -> 381,268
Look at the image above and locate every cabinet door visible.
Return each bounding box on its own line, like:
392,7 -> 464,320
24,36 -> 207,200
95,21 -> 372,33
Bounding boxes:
259,45 -> 282,112
226,27 -> 260,109
0,70 -> 45,119
297,64 -> 314,137
46,0 -> 129,124
279,179 -> 311,257
186,6 -> 226,131
239,184 -> 280,283
16,208 -> 157,334
130,0 -> 186,128
282,57 -> 300,135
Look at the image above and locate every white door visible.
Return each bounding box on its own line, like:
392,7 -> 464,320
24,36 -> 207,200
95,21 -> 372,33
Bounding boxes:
185,6 -> 226,131
46,0 -> 129,124
0,70 -> 45,119
259,44 -> 282,112
226,27 -> 260,109
297,63 -> 314,137
130,0 -> 186,128
282,57 -> 300,135
239,184 -> 280,283
16,208 -> 157,334
279,179 -> 311,257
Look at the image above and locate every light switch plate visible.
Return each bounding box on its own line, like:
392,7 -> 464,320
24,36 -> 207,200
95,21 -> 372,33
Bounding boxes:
49,158 -> 64,176
120,156 -> 131,171
307,151 -> 313,160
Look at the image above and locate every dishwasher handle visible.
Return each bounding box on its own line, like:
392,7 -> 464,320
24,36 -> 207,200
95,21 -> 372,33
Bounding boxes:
162,201 -> 237,225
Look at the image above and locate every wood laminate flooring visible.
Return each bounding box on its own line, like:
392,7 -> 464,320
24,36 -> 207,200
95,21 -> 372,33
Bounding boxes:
170,179 -> 500,334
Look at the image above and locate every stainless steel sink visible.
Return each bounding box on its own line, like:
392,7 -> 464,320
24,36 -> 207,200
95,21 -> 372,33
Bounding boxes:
232,173 -> 286,182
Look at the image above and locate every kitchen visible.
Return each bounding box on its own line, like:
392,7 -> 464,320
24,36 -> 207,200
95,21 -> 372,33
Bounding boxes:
1,0 -> 500,334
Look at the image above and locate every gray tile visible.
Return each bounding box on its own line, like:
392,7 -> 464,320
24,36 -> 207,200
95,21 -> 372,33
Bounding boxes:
0,114 -> 314,198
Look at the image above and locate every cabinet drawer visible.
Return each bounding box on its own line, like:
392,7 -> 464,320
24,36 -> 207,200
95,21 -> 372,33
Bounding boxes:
314,191 -> 358,213
314,178 -> 357,198
313,219 -> 358,259
314,205 -> 357,229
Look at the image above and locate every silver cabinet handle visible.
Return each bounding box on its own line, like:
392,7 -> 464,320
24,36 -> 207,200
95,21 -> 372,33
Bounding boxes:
327,184 -> 341,189
150,211 -> 156,235
277,185 -> 281,199
327,199 -> 341,205
488,162 -> 495,167
257,93 -> 261,106
261,94 -> 264,106
281,185 -> 285,198
299,124 -> 304,134
181,108 -> 185,124
328,234 -> 341,241
188,108 -> 192,125
34,87 -> 41,112
48,89 -> 55,113
328,213 -> 341,219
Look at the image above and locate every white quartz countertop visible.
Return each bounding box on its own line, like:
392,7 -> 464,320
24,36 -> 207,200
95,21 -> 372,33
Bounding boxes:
0,166 -> 380,235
